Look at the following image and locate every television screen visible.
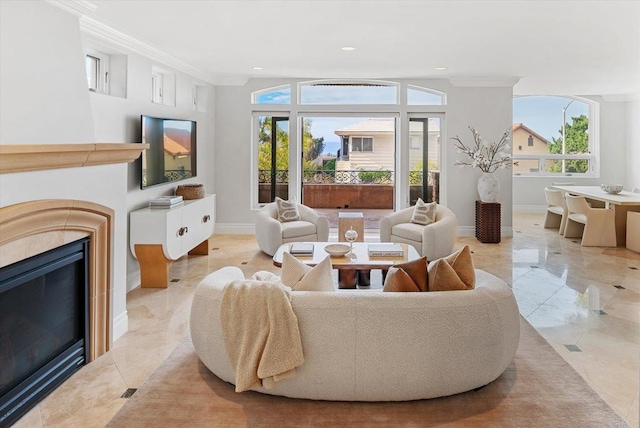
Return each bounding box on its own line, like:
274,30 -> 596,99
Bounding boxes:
141,116 -> 197,189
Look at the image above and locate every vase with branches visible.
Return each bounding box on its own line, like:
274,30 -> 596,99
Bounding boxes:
451,126 -> 517,202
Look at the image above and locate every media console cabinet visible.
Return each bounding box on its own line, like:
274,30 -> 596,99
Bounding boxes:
130,194 -> 215,288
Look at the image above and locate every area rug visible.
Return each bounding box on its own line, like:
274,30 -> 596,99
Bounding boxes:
107,318 -> 628,428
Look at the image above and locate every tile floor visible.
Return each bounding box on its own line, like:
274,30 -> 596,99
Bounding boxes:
13,213 -> 640,427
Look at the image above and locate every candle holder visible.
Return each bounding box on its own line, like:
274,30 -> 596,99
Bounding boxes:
344,226 -> 358,254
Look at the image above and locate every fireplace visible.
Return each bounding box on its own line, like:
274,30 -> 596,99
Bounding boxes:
0,199 -> 113,425
0,237 -> 90,426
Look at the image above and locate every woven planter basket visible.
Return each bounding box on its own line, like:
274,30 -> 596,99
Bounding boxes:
176,184 -> 205,200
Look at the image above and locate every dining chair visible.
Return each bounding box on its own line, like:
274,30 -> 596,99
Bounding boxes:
551,182 -> 576,186
543,187 -> 568,234
563,194 -> 617,247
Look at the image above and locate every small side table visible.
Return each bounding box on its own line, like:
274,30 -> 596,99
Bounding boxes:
475,201 -> 501,243
338,212 -> 364,242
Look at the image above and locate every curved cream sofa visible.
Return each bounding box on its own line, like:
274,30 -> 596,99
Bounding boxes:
380,205 -> 457,260
190,266 -> 520,402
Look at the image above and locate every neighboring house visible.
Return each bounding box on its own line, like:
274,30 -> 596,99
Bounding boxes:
512,123 -> 550,174
334,118 -> 440,178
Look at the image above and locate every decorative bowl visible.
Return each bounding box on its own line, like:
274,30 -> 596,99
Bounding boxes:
324,243 -> 350,257
601,184 -> 623,194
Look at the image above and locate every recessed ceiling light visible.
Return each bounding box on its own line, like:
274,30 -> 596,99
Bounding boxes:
252,66 -> 263,70
341,46 -> 356,51
435,66 -> 447,70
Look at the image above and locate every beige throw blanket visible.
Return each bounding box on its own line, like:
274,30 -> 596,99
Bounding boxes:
220,278 -> 304,392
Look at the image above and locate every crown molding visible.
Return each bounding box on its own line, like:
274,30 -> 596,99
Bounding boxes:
601,93 -> 640,102
448,76 -> 521,88
45,0 -> 97,16
46,0 -> 218,85
79,16 -> 217,85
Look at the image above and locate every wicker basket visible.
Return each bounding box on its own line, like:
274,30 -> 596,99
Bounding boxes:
176,184 -> 205,200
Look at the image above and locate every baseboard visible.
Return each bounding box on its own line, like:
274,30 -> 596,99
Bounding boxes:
126,270 -> 141,293
215,223 -> 255,234
514,205 -> 546,214
458,226 -> 513,238
458,226 -> 475,237
112,310 -> 128,342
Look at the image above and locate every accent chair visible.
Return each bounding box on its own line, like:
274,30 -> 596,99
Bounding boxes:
255,202 -> 329,256
380,204 -> 457,260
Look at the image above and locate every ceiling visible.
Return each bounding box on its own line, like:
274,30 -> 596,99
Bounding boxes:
77,0 -> 639,96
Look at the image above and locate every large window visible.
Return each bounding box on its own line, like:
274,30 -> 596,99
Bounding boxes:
513,96 -> 597,176
251,80 -> 446,210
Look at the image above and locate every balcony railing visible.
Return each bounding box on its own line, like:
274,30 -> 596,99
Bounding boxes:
141,169 -> 193,187
259,169 -> 442,185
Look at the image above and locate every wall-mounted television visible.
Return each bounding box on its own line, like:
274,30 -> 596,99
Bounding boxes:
141,115 -> 197,189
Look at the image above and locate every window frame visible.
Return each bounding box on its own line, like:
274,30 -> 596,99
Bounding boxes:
85,49 -> 109,94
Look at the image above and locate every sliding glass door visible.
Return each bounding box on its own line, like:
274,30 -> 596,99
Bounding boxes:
408,117 -> 441,204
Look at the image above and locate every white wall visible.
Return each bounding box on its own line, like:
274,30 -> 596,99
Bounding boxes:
446,86 -> 514,236
0,1 -> 216,341
214,78 -> 514,236
626,100 -> 640,190
513,98 -> 630,209
0,0 -> 128,341
84,41 -> 216,292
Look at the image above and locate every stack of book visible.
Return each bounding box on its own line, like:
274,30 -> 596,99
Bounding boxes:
368,243 -> 404,257
290,242 -> 314,256
149,195 -> 184,209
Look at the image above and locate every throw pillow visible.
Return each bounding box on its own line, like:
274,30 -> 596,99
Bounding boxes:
275,197 -> 300,222
383,267 -> 421,292
280,252 -> 334,291
382,256 -> 428,292
410,198 -> 437,226
427,245 -> 475,291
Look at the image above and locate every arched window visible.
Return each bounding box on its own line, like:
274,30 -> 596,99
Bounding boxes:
299,80 -> 398,105
407,85 -> 445,105
252,85 -> 291,104
512,95 -> 597,176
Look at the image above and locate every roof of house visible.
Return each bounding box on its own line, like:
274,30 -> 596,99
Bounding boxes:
512,123 -> 550,144
163,129 -> 192,155
335,118 -> 440,135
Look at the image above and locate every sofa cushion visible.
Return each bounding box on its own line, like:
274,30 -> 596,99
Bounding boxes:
383,267 -> 421,292
275,197 -> 300,222
410,198 -> 437,226
281,221 -> 317,238
427,245 -> 475,291
384,256 -> 428,292
280,252 -> 334,291
391,222 -> 426,242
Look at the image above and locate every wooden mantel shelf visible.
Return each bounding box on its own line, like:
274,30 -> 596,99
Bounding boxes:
0,143 -> 149,174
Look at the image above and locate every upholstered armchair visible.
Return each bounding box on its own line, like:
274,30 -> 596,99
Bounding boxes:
255,202 -> 329,256
380,204 -> 457,260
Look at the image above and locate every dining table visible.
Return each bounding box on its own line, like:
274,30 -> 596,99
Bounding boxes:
552,185 -> 640,247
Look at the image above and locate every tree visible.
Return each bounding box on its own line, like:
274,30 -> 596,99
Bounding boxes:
258,117 -> 325,174
258,117 -> 289,172
547,114 -> 589,173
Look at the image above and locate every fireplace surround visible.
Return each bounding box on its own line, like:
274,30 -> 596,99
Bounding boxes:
0,200 -> 113,360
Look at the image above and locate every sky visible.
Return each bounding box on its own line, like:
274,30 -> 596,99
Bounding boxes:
257,88 -> 588,154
